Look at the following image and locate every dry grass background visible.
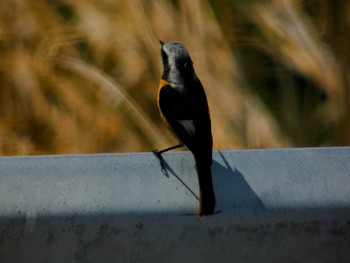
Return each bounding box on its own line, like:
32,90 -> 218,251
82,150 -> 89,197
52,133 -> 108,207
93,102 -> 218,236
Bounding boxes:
0,0 -> 349,155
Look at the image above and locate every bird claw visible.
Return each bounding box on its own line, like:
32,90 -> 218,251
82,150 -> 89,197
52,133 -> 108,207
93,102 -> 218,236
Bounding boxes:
152,149 -> 166,172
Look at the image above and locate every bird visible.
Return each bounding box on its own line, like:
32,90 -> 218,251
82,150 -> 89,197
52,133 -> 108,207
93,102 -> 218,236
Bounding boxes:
153,40 -> 216,216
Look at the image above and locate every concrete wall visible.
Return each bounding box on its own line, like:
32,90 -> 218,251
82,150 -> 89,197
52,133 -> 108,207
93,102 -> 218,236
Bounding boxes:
0,147 -> 350,262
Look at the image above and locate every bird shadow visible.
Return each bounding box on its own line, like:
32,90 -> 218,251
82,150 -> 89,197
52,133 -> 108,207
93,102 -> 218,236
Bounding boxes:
152,150 -> 199,201
212,151 -> 266,214
152,150 -> 266,216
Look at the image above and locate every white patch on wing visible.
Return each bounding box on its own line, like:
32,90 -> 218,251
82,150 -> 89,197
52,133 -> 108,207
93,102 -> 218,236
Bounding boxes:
177,120 -> 196,137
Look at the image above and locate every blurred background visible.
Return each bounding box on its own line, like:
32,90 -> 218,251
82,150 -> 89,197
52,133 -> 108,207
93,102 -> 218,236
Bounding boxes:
0,0 -> 349,155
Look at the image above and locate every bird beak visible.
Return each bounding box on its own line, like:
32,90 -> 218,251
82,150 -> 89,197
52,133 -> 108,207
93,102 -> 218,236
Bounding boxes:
159,40 -> 164,46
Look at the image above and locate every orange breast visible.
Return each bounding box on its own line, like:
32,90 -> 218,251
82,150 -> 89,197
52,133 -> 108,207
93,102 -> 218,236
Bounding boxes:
157,79 -> 169,119
158,79 -> 169,102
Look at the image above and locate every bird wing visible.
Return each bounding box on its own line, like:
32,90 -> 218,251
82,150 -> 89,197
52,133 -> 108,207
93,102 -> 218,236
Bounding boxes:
158,82 -> 212,161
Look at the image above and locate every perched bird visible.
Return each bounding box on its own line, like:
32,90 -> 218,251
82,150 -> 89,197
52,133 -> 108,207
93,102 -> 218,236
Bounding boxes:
153,40 -> 216,216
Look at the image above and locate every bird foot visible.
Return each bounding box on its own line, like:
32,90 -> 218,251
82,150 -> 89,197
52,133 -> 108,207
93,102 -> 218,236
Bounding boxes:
152,149 -> 166,172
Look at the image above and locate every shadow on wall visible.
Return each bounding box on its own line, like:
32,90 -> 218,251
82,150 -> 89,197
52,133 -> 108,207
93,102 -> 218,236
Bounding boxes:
155,150 -> 265,216
212,152 -> 266,216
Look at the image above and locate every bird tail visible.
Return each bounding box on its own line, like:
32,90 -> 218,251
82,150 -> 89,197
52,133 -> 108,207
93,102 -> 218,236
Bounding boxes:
194,155 -> 216,216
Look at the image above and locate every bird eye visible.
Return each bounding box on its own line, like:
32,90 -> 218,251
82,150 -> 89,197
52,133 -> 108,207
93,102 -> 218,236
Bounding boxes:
176,59 -> 187,70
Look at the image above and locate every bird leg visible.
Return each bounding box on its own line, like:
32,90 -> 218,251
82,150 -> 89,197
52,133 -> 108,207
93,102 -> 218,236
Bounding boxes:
152,143 -> 184,170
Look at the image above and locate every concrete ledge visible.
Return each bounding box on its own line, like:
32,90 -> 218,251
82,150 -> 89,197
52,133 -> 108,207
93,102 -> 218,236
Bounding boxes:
1,147 -> 350,262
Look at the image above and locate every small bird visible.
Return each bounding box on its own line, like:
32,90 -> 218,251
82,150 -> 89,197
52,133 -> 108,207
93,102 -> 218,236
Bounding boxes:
153,40 -> 216,216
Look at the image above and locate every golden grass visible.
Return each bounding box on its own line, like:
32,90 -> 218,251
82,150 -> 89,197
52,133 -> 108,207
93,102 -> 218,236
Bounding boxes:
0,0 -> 348,155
